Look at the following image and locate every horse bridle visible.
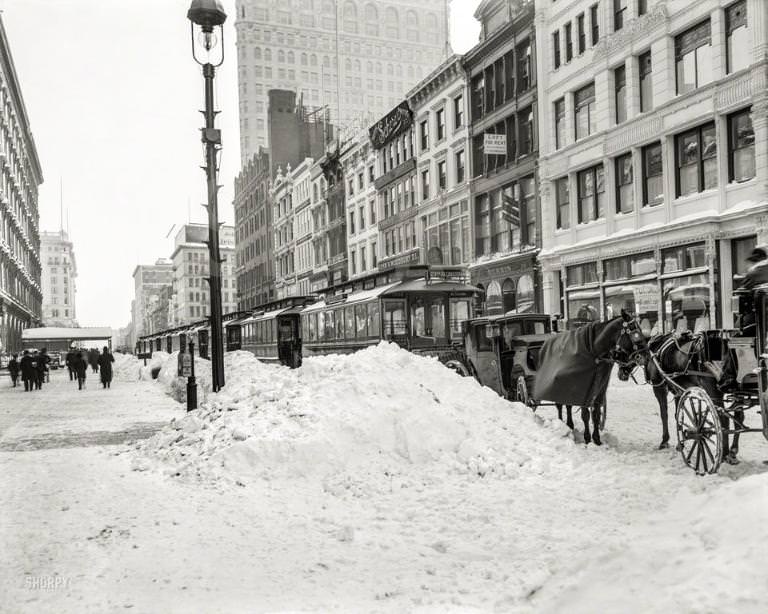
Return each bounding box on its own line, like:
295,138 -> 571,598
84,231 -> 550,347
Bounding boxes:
609,320 -> 649,369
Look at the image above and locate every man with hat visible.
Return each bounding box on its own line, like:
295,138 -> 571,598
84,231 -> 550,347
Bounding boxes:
741,246 -> 768,290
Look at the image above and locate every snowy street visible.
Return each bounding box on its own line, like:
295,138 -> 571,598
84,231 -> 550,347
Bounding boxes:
1,348 -> 767,613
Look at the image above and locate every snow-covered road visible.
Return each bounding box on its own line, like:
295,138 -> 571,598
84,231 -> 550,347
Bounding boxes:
1,349 -> 767,613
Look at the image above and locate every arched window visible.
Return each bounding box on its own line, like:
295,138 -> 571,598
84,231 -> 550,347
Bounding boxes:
364,3 -> 379,36
301,52 -> 307,66
254,47 -> 261,60
367,61 -> 373,73
287,51 -> 294,64
321,0 -> 335,29
502,279 -> 516,313
278,50 -> 285,63
387,63 -> 393,76
310,54 -> 317,66
343,1 -> 358,33
354,59 -> 361,73
376,62 -> 382,74
345,58 -> 352,72
264,48 -> 272,61
516,274 -> 535,313
385,7 -> 399,39
406,10 -> 419,42
323,55 -> 331,68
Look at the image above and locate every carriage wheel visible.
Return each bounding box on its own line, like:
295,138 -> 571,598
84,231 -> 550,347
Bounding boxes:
515,376 -> 531,407
675,387 -> 723,475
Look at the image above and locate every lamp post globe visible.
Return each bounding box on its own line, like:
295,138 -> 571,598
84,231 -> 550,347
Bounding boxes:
187,0 -> 227,28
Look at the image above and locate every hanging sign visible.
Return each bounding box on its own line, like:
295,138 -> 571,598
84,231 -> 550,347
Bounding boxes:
484,133 -> 507,155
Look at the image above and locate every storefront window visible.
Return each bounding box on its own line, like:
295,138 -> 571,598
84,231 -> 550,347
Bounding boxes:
369,302 -> 381,337
516,274 -> 535,313
663,243 -> 706,273
355,304 -> 369,338
502,278 -> 516,312
605,282 -> 660,336
604,252 -> 656,281
566,262 -> 598,286
663,273 -> 710,333
567,288 -> 600,326
345,306 -> 355,339
383,300 -> 407,336
732,236 -> 757,276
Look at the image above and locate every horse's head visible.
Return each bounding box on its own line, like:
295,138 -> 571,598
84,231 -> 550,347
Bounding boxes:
613,309 -> 650,381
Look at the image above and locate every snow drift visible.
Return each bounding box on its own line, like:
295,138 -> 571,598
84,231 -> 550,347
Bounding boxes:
113,352 -> 142,382
135,342 -> 573,482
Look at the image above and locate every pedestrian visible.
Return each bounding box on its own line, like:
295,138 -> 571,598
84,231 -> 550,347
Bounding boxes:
30,350 -> 41,390
74,351 -> 88,390
65,348 -> 75,381
8,354 -> 19,387
36,348 -> 50,390
20,350 -> 34,392
88,348 -> 99,374
97,346 -> 114,389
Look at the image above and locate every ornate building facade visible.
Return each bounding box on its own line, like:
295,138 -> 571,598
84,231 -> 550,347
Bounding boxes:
40,230 -> 77,327
536,0 -> 768,331
233,0 -> 450,160
0,16 -> 43,354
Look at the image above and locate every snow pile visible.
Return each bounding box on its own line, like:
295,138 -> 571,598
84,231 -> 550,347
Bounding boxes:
135,342 -> 573,484
139,351 -> 170,381
529,472 -> 768,613
113,352 -> 142,382
155,350 -> 213,404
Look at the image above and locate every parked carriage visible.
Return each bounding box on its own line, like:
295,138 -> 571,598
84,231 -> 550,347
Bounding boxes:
653,285 -> 768,474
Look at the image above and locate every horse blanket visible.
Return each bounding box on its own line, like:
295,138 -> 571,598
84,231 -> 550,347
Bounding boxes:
533,322 -> 613,406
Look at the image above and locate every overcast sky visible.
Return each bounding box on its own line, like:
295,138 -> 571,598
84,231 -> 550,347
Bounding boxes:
3,0 -> 481,329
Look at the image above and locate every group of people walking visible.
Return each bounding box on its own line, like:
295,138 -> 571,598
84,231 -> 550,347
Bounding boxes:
6,346 -> 114,391
65,347 -> 114,390
7,348 -> 51,391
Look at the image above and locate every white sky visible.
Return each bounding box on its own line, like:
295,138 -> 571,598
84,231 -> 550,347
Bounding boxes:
3,0 -> 481,329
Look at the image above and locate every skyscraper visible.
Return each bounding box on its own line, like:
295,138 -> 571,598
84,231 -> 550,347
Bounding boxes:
40,231 -> 77,327
233,0 -> 451,162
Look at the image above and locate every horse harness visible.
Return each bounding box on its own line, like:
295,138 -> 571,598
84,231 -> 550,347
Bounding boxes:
646,332 -> 715,394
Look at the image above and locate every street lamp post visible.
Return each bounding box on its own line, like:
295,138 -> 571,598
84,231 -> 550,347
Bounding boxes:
188,0 -> 227,392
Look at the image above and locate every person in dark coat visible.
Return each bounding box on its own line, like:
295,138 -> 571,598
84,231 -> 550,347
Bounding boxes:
35,348 -> 50,390
19,350 -> 35,392
8,354 -> 19,387
88,348 -> 99,374
73,351 -> 88,390
65,349 -> 75,381
97,346 -> 114,389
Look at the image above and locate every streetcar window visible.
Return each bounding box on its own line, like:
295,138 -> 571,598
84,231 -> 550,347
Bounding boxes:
335,309 -> 345,341
317,312 -> 325,341
411,299 -> 426,337
369,301 -> 381,338
355,303 -> 368,338
431,299 -> 446,339
383,300 -> 406,336
345,306 -> 356,340
325,310 -> 336,340
450,299 -> 471,340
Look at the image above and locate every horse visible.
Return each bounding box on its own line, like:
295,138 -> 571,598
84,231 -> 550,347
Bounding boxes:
540,311 -> 649,446
642,331 -> 741,463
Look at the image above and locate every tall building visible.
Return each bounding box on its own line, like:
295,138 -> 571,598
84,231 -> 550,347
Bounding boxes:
234,0 -> 451,161
0,15 -> 43,354
536,0 -> 768,332
40,230 -> 77,327
169,223 -> 237,326
131,260 -> 173,342
463,0 -> 540,313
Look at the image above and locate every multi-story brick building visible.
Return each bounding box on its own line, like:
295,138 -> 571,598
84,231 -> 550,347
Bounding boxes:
408,54 -> 472,271
40,230 -> 77,327
233,0 -> 450,160
341,128 -> 377,279
464,0 -> 540,313
131,260 -> 173,341
169,224 -> 236,326
371,101 -> 419,270
271,164 -> 295,298
291,158 -> 315,295
0,15 -> 43,353
537,0 -> 768,332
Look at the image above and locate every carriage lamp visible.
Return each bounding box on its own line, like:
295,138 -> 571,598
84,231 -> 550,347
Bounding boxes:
188,0 -> 227,392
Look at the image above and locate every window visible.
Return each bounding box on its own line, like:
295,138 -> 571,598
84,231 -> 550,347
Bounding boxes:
553,31 -> 561,69
436,108 -> 445,141
360,246 -> 367,272
728,108 -> 755,183
614,0 -> 627,31
434,160 -> 445,191
518,107 -> 533,156
577,165 -> 605,223
577,13 -> 586,54
420,119 -> 429,151
726,1 -> 749,74
517,39 -> 531,92
574,83 -> 596,140
421,169 -> 430,200
455,150 -> 465,183
472,74 -> 485,119
555,177 -> 570,230
590,4 -> 600,45
370,200 -> 376,224
453,95 -> 464,129
638,0 -> 648,15
675,20 -> 712,95
349,211 -> 355,235
368,165 -> 375,183
639,51 -> 653,112
565,22 -> 573,62
359,205 -> 365,229
555,98 -> 566,149
358,172 -> 364,190
614,64 -> 627,124
615,153 -> 634,214
676,123 -> 717,196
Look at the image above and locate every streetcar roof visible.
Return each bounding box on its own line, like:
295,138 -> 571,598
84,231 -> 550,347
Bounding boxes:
302,281 -> 402,314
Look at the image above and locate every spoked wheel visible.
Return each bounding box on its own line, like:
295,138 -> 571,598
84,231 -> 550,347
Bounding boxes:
675,387 -> 723,475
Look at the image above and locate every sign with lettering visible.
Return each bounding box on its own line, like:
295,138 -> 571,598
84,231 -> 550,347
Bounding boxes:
178,352 -> 192,377
369,102 -> 413,150
484,133 -> 507,155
